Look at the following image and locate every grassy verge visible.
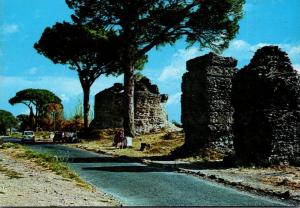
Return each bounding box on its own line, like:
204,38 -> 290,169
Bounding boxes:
70,129 -> 185,158
9,132 -> 22,139
0,142 -> 93,190
34,131 -> 52,140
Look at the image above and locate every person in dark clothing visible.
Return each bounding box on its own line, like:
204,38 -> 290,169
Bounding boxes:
113,130 -> 126,148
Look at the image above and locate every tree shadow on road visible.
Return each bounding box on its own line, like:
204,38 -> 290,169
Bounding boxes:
82,165 -> 168,172
139,152 -> 237,171
66,156 -> 133,163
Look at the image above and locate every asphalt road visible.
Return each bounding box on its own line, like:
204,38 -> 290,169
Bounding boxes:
15,143 -> 289,206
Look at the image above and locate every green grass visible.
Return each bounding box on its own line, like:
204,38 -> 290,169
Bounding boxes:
35,131 -> 52,139
9,132 -> 22,139
71,129 -> 185,158
1,142 -> 93,190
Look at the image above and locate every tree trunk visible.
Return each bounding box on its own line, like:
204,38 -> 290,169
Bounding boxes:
29,107 -> 35,131
123,65 -> 135,137
83,87 -> 90,134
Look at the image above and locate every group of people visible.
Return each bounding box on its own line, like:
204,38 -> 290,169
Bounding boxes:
113,130 -> 127,148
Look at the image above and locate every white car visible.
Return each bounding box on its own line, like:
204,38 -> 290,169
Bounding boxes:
21,131 -> 35,142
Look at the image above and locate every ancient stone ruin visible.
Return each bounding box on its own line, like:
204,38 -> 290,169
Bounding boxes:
93,77 -> 177,135
232,46 -> 300,165
181,52 -> 237,153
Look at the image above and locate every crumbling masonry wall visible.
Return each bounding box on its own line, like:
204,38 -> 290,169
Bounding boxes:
181,53 -> 237,153
93,77 -> 176,135
232,46 -> 300,165
93,83 -> 124,129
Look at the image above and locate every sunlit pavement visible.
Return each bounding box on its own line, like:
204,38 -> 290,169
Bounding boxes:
23,143 -> 290,206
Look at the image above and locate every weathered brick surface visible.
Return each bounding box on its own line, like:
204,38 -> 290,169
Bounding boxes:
232,46 -> 300,165
93,77 -> 177,135
182,52 -> 237,153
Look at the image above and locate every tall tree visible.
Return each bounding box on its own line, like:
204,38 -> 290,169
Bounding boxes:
9,88 -> 62,130
0,110 -> 18,135
66,0 -> 245,137
17,114 -> 31,132
34,22 -> 121,133
42,103 -> 64,131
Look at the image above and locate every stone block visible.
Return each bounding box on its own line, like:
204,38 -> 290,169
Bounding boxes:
187,52 -> 237,72
182,53 -> 237,153
232,46 -> 300,165
93,77 -> 178,135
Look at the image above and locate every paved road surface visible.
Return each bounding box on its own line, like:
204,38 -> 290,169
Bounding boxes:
20,143 -> 289,206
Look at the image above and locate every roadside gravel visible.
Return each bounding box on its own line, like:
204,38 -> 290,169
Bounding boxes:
0,151 -> 120,207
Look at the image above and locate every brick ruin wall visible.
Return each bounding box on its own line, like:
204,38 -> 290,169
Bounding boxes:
182,46 -> 300,165
232,46 -> 300,165
181,53 -> 237,153
93,77 -> 177,135
93,83 -> 124,129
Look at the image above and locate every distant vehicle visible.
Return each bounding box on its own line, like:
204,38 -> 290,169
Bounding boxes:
53,131 -> 78,143
21,131 -> 35,143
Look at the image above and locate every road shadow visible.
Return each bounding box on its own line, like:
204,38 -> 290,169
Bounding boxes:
139,155 -> 237,170
174,161 -> 235,170
82,165 -> 168,173
27,141 -> 55,145
66,157 -> 133,163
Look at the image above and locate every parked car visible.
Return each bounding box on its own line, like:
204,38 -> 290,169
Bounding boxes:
53,131 -> 78,143
21,131 -> 35,143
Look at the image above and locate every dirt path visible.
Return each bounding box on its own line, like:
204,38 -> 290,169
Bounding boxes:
0,151 -> 120,206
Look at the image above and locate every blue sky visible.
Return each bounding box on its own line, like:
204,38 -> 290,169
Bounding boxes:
1,0 -> 300,122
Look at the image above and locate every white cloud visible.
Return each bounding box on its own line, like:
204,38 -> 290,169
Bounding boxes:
167,92 -> 181,106
60,94 -> 70,102
0,75 -> 82,99
91,75 -> 123,96
1,23 -> 19,35
293,64 -> 300,73
0,75 -> 125,117
231,39 -> 250,50
0,75 -> 82,116
289,46 -> 300,56
158,66 -> 181,82
224,39 -> 300,67
20,109 -> 30,115
158,47 -> 200,82
249,43 -> 270,52
176,47 -> 199,60
243,2 -> 254,13
28,67 -> 39,75
158,41 -> 300,82
0,74 -> 124,104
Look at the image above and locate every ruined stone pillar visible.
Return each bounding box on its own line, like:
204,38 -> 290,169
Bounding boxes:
92,77 -> 178,135
182,53 -> 237,153
232,46 -> 300,165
